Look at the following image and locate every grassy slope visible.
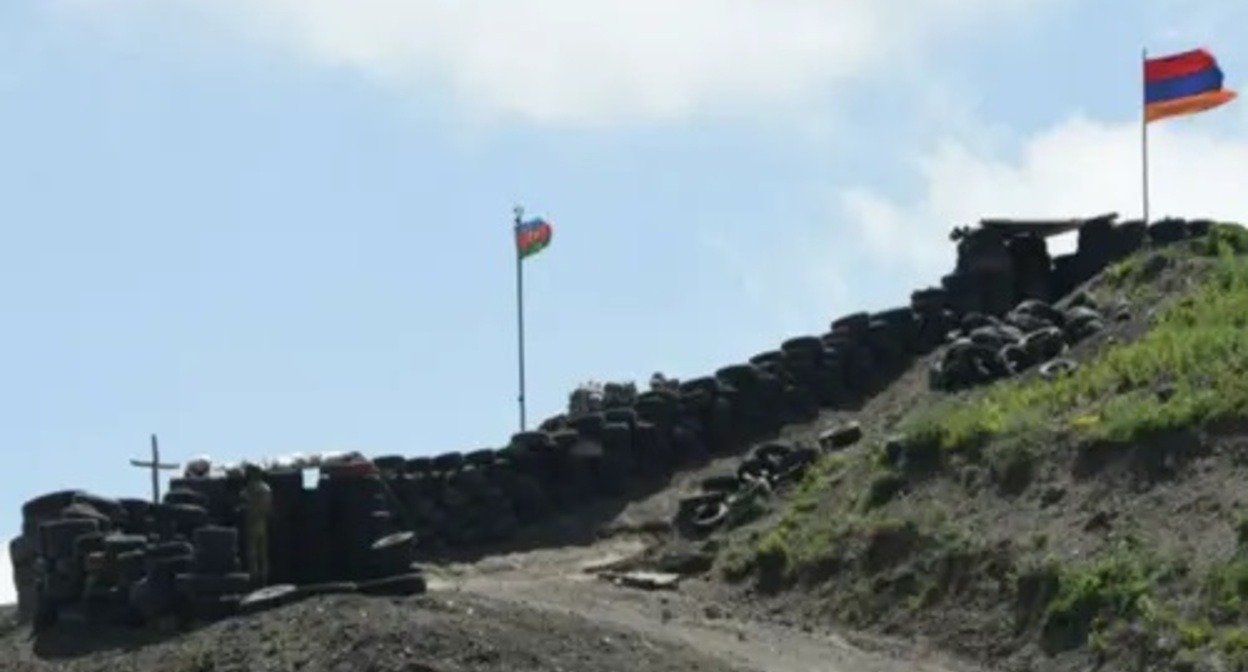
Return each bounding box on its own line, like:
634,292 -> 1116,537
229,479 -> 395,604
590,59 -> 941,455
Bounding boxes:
718,223 -> 1248,672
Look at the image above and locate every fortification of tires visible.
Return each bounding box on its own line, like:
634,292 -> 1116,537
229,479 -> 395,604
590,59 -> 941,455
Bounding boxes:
6,214 -> 1218,631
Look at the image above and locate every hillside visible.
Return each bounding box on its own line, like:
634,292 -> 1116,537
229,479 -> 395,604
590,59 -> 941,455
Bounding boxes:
711,223 -> 1248,672
3,214 -> 1235,672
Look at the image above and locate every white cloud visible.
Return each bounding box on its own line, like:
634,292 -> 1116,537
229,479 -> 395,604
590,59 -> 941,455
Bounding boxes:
53,0 -> 1063,126
838,111 -> 1248,285
0,542 -> 13,606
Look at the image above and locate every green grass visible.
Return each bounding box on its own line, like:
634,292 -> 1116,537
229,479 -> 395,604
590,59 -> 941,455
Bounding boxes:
1037,540 -> 1168,651
902,223 -> 1248,453
714,223 -> 1248,668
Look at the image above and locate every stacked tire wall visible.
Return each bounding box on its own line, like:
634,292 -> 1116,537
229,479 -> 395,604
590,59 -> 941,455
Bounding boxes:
7,215 -> 1216,628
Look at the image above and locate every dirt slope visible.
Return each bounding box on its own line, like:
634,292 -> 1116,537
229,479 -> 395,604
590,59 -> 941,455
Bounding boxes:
0,590 -> 753,672
707,227 -> 1248,672
0,534 -> 977,672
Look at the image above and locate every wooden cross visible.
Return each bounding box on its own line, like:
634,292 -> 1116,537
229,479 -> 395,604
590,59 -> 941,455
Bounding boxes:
130,434 -> 180,505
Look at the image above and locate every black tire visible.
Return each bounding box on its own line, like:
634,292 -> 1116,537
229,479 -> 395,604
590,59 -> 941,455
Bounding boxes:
296,581 -> 358,597
22,490 -> 82,522
781,336 -> 823,357
676,492 -> 726,517
358,572 -> 427,597
569,414 -> 606,435
1000,344 -> 1031,373
678,377 -> 720,397
748,351 -> 784,367
115,550 -> 146,585
193,526 -> 240,574
464,448 -> 497,468
820,421 -> 863,450
39,518 -> 101,560
8,535 -> 37,567
830,312 -> 871,336
174,572 -> 253,597
715,364 -> 759,389
690,501 -> 728,532
104,534 -> 148,558
163,489 -> 208,508
511,431 -> 553,450
604,407 -> 638,425
699,474 -> 740,494
372,455 -> 407,475
370,532 -> 417,577
73,531 -> 107,560
753,441 -> 793,463
149,540 -> 195,559
431,452 -> 465,473
238,584 -> 302,615
1039,358 -> 1078,380
165,503 -> 210,532
405,457 -> 434,474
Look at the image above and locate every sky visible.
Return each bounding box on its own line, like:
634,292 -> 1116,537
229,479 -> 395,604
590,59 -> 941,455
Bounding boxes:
3,0 -> 1248,604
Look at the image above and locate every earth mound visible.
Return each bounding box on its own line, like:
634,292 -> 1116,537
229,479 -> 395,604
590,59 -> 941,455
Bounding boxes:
709,223 -> 1248,672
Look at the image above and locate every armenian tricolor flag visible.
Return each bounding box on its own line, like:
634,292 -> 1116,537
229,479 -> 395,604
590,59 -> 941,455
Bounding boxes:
1144,48 -> 1237,123
515,217 -> 553,259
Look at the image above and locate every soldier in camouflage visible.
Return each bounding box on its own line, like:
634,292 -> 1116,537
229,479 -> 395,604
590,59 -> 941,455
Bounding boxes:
241,464 -> 273,586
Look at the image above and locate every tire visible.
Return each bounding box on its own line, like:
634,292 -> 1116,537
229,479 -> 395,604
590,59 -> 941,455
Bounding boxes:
781,336 -> 824,357
370,455 -> 405,474
464,448 -> 497,468
1039,358 -> 1078,380
296,581 -> 358,597
174,572 -> 253,597
699,474 -> 740,494
358,572 -> 427,597
604,407 -> 638,425
753,441 -> 793,463
676,492 -> 726,517
73,532 -> 107,560
104,534 -> 147,558
22,490 -> 83,522
39,518 -> 101,560
405,457 -> 434,474
678,377 -> 720,397
690,501 -> 728,532
431,452 -> 465,473
238,584 -> 302,615
830,312 -> 871,336
820,421 -> 863,450
511,431 -> 553,450
193,526 -> 240,574
163,489 -> 208,508
370,532 -> 417,577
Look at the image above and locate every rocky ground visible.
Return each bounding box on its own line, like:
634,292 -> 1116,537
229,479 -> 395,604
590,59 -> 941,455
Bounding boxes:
0,530 -> 976,672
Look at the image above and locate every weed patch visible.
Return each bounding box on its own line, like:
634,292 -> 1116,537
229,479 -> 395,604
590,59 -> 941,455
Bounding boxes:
901,224 -> 1248,456
1037,542 -> 1168,652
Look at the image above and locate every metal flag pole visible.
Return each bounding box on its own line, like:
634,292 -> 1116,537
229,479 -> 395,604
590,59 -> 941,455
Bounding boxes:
513,205 -> 528,431
1142,48 -> 1151,225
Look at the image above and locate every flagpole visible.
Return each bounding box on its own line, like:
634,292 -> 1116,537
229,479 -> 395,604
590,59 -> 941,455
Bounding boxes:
513,205 -> 528,432
1141,48 -> 1151,225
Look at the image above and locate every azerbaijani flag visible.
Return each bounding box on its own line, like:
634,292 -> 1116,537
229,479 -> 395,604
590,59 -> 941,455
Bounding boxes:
1145,48 -> 1237,123
515,217 -> 553,259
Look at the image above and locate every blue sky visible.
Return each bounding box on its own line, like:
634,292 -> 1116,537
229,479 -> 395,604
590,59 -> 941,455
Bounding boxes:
4,0 -> 1248,601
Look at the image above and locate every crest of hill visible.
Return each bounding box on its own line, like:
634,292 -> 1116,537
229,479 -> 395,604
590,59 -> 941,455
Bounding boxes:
717,223 -> 1248,672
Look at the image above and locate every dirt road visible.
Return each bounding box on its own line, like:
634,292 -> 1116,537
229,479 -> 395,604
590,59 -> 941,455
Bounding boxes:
428,535 -> 981,672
